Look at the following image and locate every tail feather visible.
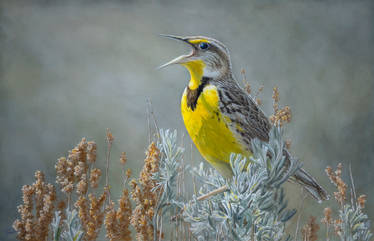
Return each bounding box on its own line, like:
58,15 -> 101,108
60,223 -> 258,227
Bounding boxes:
283,149 -> 329,202
291,167 -> 329,202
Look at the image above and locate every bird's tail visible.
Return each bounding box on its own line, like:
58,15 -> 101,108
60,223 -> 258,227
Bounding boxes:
282,149 -> 329,202
291,167 -> 329,202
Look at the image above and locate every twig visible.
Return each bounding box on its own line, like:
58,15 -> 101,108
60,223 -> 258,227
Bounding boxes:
146,98 -> 151,144
197,185 -> 229,201
251,223 -> 255,241
191,141 -> 198,197
146,99 -> 160,139
159,215 -> 163,241
349,163 -> 357,208
105,128 -> 113,202
294,188 -> 307,240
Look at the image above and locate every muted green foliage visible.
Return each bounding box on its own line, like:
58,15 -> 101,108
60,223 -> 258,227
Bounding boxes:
152,129 -> 185,240
152,127 -> 373,241
182,127 -> 298,241
51,209 -> 83,241
153,129 -> 184,205
336,204 -> 372,241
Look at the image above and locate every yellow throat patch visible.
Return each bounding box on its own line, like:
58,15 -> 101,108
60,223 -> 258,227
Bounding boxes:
180,59 -> 249,177
181,60 -> 205,90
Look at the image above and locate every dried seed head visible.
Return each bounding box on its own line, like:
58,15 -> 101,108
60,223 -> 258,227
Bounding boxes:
105,189 -> 132,241
321,207 -> 333,225
75,193 -> 107,241
269,87 -> 292,126
87,141 -> 97,163
357,194 -> 367,209
90,168 -> 102,189
240,69 -> 251,95
76,174 -> 88,195
13,171 -> 56,241
106,129 -> 114,144
120,152 -> 127,165
334,219 -> 343,236
325,164 -> 347,205
272,86 -> 280,103
130,142 -> 161,241
301,216 -> 320,241
125,169 -> 132,179
285,139 -> 292,150
56,138 -> 92,195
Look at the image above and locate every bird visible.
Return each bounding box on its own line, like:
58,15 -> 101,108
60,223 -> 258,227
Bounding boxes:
159,35 -> 328,201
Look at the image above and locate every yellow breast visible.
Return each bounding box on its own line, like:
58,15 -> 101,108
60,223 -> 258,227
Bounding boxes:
181,84 -> 248,177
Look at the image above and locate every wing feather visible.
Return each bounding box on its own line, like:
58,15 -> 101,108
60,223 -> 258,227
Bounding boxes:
217,81 -> 271,150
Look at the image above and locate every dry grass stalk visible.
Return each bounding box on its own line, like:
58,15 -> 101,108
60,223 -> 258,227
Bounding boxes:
13,171 -> 56,241
324,164 -> 347,238
334,219 -> 343,236
104,140 -> 132,241
105,189 -> 132,241
240,69 -> 265,106
269,86 -> 292,126
75,192 -> 107,241
125,169 -> 132,179
72,131 -> 111,241
55,137 -> 105,241
321,207 -> 333,240
105,129 -> 114,201
240,69 -> 251,95
357,194 -> 367,209
255,98 -> 262,106
321,207 -> 333,225
130,142 -> 161,241
90,168 -> 102,189
326,163 -> 347,206
301,216 -> 320,241
323,163 -> 371,240
15,134 -> 136,241
57,200 -> 67,220
285,139 -> 292,150
87,141 -> 97,164
55,138 -> 94,202
254,85 -> 264,106
120,152 -> 127,165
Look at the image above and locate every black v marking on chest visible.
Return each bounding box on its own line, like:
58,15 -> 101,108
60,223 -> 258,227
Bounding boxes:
186,77 -> 212,111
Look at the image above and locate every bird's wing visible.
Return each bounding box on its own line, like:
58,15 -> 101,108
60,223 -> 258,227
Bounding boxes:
217,82 -> 271,150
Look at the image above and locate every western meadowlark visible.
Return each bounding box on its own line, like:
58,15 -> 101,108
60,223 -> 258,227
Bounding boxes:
160,35 -> 328,201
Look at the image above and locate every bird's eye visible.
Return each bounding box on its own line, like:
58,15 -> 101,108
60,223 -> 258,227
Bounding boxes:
199,42 -> 210,50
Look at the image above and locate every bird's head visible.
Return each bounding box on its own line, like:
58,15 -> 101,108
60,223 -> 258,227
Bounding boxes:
159,35 -> 232,89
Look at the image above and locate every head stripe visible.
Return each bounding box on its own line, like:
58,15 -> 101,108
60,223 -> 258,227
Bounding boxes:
188,39 -> 210,44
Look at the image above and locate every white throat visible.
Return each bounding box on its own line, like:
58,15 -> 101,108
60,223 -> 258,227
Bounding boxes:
203,66 -> 221,78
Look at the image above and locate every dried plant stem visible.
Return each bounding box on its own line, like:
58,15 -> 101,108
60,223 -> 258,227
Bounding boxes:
146,98 -> 151,144
197,185 -> 229,201
251,223 -> 255,241
349,163 -> 357,208
326,223 -> 330,241
67,193 -> 72,210
294,189 -> 307,240
146,99 -> 160,138
159,216 -> 163,241
105,129 -> 114,202
105,143 -> 111,188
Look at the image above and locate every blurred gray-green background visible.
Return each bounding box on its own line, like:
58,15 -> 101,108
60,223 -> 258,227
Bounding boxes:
1,0 -> 373,240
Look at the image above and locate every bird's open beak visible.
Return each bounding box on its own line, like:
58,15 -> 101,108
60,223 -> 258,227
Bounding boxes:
157,34 -> 195,69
